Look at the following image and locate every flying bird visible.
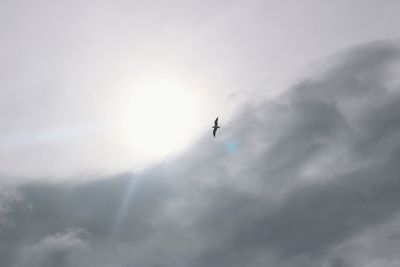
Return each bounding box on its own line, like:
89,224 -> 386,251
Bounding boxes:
212,117 -> 220,137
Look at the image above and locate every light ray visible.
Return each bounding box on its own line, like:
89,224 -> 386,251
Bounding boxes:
109,176 -> 138,241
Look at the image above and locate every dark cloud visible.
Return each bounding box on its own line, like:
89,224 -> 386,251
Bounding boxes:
1,41 -> 400,267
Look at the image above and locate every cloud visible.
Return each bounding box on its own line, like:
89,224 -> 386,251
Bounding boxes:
329,213 -> 400,267
3,0 -> 400,179
1,41 -> 400,267
13,228 -> 88,267
0,187 -> 23,227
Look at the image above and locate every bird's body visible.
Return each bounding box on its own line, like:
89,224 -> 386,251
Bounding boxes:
212,117 -> 220,137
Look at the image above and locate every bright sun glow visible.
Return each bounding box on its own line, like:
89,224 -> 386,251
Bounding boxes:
118,78 -> 201,164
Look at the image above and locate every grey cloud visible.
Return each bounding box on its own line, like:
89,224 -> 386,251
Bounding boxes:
327,212 -> 400,267
0,187 -> 23,227
13,228 -> 88,267
1,41 -> 400,267
2,0 -> 400,178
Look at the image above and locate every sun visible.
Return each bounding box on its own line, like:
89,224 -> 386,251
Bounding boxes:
117,77 -> 201,164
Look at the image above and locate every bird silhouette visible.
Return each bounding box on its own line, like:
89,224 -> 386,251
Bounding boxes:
212,117 -> 220,137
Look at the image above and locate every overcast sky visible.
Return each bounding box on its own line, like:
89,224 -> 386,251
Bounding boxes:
1,1 -> 400,267
1,0 -> 400,178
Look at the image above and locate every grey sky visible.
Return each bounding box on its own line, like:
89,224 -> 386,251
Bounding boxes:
1,1 -> 400,267
1,0 -> 400,178
0,41 -> 400,266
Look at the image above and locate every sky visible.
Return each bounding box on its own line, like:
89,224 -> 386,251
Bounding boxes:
1,1 -> 400,266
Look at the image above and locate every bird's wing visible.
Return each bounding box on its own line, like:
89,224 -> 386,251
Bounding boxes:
214,117 -> 219,127
213,127 -> 217,137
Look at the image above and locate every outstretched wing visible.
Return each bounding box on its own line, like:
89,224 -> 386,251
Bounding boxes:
214,117 -> 219,127
213,127 -> 217,137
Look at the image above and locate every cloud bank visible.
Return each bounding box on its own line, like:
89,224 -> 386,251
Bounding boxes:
1,41 -> 400,267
